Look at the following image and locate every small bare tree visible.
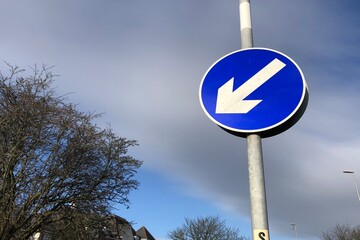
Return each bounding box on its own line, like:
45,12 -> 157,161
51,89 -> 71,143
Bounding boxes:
167,216 -> 248,240
0,65 -> 142,240
320,223 -> 360,240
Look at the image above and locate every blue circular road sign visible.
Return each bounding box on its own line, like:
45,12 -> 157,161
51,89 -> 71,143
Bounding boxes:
199,48 -> 308,138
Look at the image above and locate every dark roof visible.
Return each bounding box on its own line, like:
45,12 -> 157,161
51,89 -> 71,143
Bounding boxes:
136,226 -> 156,240
110,215 -> 137,235
112,214 -> 130,225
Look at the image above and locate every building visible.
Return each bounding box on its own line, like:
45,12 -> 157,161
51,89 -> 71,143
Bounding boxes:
135,226 -> 156,240
30,213 -> 156,240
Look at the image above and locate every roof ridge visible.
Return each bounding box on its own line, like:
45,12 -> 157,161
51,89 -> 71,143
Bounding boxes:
136,226 -> 156,240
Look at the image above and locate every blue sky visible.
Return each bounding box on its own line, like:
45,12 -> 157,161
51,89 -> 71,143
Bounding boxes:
1,1 -> 360,239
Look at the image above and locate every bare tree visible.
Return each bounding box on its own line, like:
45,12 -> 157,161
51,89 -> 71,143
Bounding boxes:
320,223 -> 360,240
167,216 -> 248,240
0,65 -> 142,240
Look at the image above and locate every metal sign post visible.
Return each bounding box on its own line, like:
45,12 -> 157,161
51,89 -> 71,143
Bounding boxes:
199,1 -> 308,240
247,134 -> 269,240
240,1 -> 269,239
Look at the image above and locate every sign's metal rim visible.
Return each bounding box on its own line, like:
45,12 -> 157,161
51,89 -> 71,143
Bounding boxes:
199,47 -> 308,136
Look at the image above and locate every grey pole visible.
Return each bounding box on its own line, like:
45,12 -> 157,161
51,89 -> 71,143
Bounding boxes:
239,0 -> 253,48
239,1 -> 270,239
343,170 -> 360,201
247,134 -> 269,239
290,223 -> 298,239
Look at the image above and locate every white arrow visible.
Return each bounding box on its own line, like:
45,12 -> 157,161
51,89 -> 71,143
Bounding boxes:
215,58 -> 286,114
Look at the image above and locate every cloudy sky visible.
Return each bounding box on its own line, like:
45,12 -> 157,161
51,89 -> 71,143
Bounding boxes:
1,0 -> 360,239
